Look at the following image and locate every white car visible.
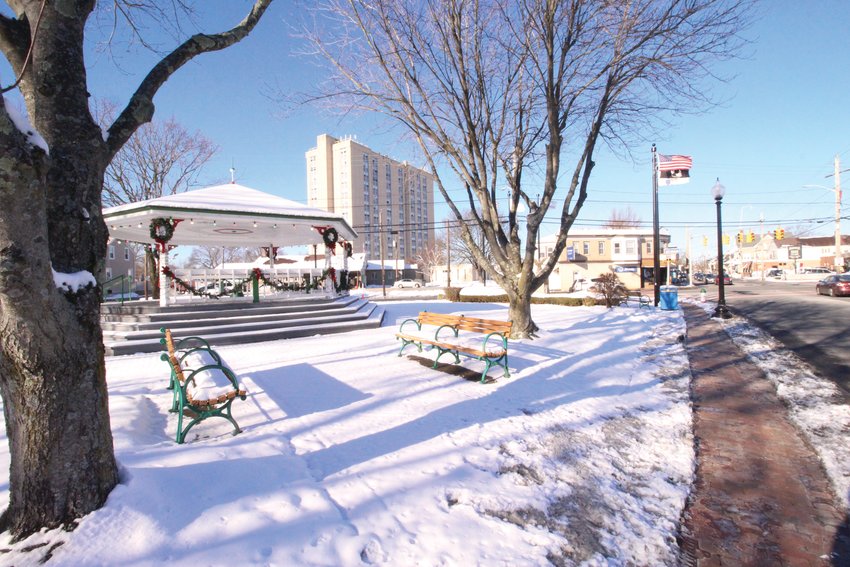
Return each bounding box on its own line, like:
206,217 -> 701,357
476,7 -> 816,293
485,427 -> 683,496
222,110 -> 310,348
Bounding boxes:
394,278 -> 423,288
801,267 -> 835,275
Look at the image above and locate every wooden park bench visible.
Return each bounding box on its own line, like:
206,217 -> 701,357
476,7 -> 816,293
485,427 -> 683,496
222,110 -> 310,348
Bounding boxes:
621,292 -> 651,309
395,312 -> 512,383
160,328 -> 248,444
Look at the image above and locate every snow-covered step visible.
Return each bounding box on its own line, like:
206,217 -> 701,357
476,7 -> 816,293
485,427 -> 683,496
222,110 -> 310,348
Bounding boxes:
102,297 -> 368,334
103,298 -> 384,356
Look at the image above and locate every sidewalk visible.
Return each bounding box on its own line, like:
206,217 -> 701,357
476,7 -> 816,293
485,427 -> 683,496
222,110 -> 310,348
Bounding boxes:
680,304 -> 850,565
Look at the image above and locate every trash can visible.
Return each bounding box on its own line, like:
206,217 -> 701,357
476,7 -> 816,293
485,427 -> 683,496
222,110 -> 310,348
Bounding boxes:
659,285 -> 679,310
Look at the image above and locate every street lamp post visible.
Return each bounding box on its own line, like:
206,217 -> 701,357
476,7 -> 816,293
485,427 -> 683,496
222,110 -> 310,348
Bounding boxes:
712,178 -> 731,319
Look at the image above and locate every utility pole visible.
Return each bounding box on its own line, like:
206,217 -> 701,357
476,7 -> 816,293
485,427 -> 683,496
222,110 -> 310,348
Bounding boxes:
380,210 -> 386,296
828,155 -> 844,271
759,213 -> 765,280
446,219 -> 451,288
651,145 -> 661,306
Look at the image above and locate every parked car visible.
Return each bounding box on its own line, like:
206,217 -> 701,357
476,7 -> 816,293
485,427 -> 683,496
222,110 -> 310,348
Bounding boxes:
703,273 -> 717,284
801,267 -> 835,275
815,274 -> 850,296
692,273 -> 706,284
765,268 -> 784,279
394,278 -> 423,288
714,273 -> 733,285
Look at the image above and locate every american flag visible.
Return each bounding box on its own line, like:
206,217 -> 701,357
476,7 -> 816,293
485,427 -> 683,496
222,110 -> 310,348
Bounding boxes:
658,154 -> 693,171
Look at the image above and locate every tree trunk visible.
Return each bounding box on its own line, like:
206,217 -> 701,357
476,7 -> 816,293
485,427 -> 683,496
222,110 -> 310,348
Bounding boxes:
506,284 -> 538,339
0,147 -> 118,539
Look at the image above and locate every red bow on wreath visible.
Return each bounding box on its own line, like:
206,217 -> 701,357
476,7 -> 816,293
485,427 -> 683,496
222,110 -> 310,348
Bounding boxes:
150,218 -> 183,252
313,226 -> 339,254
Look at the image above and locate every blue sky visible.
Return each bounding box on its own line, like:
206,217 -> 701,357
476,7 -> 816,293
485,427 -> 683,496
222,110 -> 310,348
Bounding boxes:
5,1 -> 850,262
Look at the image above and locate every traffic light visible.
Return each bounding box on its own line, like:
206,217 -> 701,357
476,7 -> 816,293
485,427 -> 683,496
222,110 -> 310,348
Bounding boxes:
723,234 -> 730,245
746,230 -> 755,243
736,231 -> 743,244
774,227 -> 785,240
702,236 -> 708,247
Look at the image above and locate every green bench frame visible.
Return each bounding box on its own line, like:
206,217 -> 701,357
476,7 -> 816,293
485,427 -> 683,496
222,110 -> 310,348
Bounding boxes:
160,328 -> 247,444
395,312 -> 512,383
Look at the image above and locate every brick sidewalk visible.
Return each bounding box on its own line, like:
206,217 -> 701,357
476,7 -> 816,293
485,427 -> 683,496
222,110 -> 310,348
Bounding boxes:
680,304 -> 849,566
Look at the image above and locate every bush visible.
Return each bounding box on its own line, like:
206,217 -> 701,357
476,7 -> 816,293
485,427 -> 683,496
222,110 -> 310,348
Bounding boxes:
588,273 -> 628,308
450,294 -> 604,306
444,286 -> 463,302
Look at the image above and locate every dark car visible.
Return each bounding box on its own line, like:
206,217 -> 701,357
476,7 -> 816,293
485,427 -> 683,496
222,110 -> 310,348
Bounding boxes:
815,274 -> 850,296
692,273 -> 706,284
704,273 -> 717,284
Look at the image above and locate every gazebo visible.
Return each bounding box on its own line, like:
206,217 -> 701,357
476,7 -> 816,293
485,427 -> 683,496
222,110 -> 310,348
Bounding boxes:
103,183 -> 358,305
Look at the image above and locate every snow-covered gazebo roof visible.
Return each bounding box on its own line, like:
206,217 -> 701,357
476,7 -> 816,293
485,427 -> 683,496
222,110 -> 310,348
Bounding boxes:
103,183 -> 357,247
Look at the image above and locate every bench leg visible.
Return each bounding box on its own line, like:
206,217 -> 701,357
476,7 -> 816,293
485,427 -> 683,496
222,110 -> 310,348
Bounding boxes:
397,338 -> 423,357
176,397 -> 244,444
432,346 -> 460,368
480,354 -> 510,383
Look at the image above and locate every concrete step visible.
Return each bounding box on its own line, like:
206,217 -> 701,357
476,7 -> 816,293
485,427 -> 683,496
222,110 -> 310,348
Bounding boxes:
103,297 -> 384,357
101,294 -> 352,323
102,296 -> 364,333
103,298 -> 376,341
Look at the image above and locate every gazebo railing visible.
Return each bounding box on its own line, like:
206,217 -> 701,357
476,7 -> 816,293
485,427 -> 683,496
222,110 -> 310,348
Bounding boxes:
166,267 -> 331,301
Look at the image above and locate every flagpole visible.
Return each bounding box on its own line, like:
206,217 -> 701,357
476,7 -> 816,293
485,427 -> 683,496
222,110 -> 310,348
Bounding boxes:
652,144 -> 660,306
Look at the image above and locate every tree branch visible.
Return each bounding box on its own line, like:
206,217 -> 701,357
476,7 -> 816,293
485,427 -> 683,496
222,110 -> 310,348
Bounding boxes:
105,0 -> 272,159
0,11 -> 31,83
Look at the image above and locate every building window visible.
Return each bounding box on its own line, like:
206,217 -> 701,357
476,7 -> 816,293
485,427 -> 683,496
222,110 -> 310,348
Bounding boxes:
598,241 -> 604,255
625,240 -> 636,254
582,241 -> 589,255
108,245 -> 115,260
614,242 -> 621,254
645,241 -> 652,254
124,247 -> 130,261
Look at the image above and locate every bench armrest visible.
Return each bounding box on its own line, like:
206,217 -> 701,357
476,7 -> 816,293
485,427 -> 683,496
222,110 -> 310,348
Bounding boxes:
175,335 -> 214,351
481,331 -> 508,351
434,324 -> 459,341
177,346 -> 221,365
185,364 -> 240,389
398,318 -> 422,333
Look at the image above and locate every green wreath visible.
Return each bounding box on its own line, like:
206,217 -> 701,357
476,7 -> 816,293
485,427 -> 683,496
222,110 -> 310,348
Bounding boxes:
150,218 -> 176,243
323,227 -> 339,248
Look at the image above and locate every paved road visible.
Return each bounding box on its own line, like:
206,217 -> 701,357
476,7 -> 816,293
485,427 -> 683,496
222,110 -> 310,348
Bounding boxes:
677,279 -> 850,397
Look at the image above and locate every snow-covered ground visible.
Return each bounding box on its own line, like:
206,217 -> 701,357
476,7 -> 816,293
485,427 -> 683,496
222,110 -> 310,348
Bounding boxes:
0,290 -> 847,566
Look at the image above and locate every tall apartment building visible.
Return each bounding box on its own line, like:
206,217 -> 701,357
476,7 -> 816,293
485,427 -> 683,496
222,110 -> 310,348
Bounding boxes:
306,134 -> 434,262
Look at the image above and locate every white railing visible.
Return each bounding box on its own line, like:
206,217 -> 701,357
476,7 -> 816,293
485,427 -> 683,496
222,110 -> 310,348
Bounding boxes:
165,267 -> 332,302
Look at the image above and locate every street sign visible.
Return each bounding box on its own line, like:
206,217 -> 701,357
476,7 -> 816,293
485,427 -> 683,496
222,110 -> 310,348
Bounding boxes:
788,246 -> 801,260
567,246 -> 575,261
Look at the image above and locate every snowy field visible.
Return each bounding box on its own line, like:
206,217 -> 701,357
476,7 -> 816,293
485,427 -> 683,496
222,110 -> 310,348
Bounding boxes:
0,293 -> 847,566
0,300 -> 693,566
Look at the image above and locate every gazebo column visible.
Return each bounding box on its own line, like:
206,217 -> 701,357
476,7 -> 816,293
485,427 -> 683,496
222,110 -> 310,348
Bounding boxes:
159,245 -> 169,307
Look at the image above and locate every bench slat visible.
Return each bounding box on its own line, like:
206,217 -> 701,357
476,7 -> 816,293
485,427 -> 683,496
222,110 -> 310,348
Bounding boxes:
396,312 -> 511,383
160,328 -> 247,444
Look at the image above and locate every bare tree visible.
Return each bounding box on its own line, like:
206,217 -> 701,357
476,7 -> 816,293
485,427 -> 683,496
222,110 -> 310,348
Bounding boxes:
301,0 -> 750,337
604,207 -> 642,229
98,105 -> 218,207
187,246 -> 254,269
0,0 -> 273,539
449,212 -> 493,281
94,100 -> 219,297
415,236 -> 446,282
